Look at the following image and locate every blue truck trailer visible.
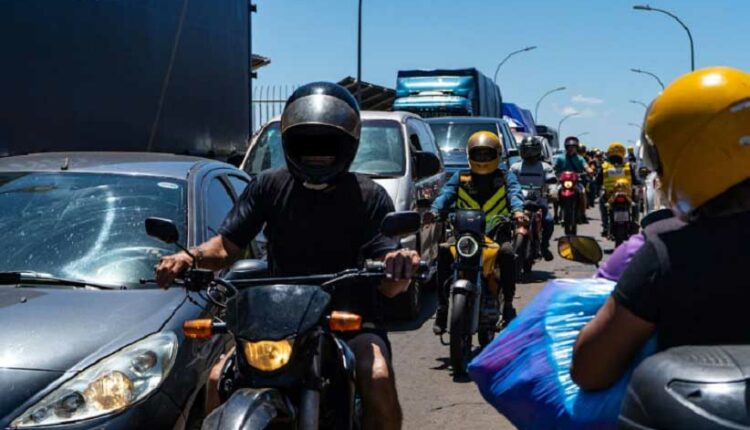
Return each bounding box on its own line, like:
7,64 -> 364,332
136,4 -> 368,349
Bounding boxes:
393,68 -> 502,118
0,0 -> 252,160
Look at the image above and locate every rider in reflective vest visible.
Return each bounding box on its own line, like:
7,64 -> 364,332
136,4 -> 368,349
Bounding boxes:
427,131 -> 524,335
597,141 -> 640,236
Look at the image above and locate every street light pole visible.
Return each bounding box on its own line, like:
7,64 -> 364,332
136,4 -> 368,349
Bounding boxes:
356,0 -> 363,103
629,99 -> 648,109
577,132 -> 590,138
627,122 -> 643,130
493,46 -> 537,84
630,68 -> 666,90
558,112 -> 580,139
633,4 -> 695,71
534,86 -> 566,123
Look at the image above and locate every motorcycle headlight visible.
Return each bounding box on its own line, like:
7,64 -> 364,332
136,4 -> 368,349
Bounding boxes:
456,236 -> 480,258
241,339 -> 293,372
563,180 -> 574,189
12,332 -> 177,428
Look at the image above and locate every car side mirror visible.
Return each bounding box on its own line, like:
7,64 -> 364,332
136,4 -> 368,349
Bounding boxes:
557,236 -> 603,266
414,151 -> 441,179
145,217 -> 180,244
546,176 -> 558,184
638,166 -> 651,179
381,211 -> 421,237
507,148 -> 520,158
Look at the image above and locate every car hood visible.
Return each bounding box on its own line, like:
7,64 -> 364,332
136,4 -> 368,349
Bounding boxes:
0,287 -> 185,372
440,150 -> 468,168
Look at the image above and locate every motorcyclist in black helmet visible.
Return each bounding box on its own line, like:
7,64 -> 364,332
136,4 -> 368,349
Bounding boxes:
156,82 -> 419,429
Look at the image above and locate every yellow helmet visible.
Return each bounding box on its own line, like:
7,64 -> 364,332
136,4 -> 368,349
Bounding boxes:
607,142 -> 626,159
643,66 -> 750,216
467,131 -> 501,175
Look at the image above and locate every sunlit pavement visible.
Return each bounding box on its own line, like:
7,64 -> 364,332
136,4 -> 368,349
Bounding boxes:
388,207 -> 617,429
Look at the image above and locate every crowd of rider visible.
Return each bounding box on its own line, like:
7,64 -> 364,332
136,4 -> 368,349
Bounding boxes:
155,65 -> 750,429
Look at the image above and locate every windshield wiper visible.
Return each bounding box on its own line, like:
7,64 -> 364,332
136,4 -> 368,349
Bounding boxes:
0,272 -> 125,290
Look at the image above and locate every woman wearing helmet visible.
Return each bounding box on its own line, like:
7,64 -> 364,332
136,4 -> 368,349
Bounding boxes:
510,136 -> 557,261
156,82 -> 419,428
429,131 -> 525,333
572,67 -> 750,391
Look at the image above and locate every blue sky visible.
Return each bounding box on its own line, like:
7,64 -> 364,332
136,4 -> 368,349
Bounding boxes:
252,0 -> 750,149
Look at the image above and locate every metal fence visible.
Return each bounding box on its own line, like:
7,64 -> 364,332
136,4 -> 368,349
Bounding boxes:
252,85 -> 297,133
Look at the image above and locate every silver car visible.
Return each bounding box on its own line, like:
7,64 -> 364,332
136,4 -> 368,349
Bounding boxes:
240,111 -> 445,319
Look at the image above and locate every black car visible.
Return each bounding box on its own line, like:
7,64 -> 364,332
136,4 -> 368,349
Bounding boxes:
0,152 -> 251,429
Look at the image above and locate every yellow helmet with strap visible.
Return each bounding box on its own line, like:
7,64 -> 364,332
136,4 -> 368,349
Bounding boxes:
607,142 -> 626,159
642,66 -> 750,216
467,131 -> 501,175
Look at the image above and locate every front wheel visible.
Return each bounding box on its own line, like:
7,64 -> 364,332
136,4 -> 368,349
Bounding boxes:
449,292 -> 472,377
562,198 -> 578,235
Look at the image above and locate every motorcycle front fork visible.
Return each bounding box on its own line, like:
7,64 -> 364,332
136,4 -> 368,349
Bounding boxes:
299,336 -> 324,430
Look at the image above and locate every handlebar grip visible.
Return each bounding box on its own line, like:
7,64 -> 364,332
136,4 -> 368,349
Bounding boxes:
364,260 -> 430,278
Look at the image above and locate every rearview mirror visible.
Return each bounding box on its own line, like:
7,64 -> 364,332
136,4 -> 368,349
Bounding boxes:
638,166 -> 651,179
507,148 -> 520,158
414,151 -> 441,179
381,211 -> 421,237
558,236 -> 603,265
145,217 -> 180,244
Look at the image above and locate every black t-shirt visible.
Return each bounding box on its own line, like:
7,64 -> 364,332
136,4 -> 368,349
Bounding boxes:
614,211 -> 750,350
219,168 -> 399,322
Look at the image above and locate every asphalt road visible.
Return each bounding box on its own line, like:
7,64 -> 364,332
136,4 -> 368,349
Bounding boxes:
388,208 -> 618,429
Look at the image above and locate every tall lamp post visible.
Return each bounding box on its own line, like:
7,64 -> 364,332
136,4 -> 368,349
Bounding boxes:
633,4 -> 695,71
493,46 -> 537,84
558,112 -> 580,139
356,0 -> 363,102
628,122 -> 643,130
630,68 -> 665,90
577,132 -> 590,138
534,86 -> 566,123
629,99 -> 648,109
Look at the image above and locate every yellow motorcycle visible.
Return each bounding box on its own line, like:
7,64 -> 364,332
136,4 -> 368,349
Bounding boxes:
447,209 -> 512,377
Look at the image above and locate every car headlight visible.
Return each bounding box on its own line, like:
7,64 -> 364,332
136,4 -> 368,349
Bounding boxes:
456,236 -> 480,258
563,180 -> 574,189
12,332 -> 177,428
241,339 -> 293,372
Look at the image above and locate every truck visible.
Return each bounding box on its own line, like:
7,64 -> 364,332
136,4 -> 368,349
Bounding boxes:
393,68 -> 502,118
0,0 -> 252,161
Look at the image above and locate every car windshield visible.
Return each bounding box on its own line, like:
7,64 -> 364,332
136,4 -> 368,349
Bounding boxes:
430,122 -> 503,154
0,172 -> 186,289
244,120 -> 405,177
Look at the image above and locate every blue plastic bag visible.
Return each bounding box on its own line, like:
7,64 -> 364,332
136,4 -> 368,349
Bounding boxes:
468,278 -> 657,430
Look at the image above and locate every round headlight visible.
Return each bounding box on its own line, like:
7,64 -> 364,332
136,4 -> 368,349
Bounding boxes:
456,236 -> 480,258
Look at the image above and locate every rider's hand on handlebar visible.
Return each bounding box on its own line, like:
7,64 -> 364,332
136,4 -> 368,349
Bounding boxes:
156,251 -> 193,289
383,249 -> 421,283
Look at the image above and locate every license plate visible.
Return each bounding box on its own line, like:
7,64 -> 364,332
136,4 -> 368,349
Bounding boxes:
614,211 -> 630,222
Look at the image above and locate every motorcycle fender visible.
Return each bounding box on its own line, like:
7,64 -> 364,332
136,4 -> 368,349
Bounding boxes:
450,279 -> 478,295
560,189 -> 575,198
202,388 -> 294,430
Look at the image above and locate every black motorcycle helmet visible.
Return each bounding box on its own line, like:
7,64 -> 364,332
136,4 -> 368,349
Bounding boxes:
280,82 -> 361,185
519,136 -> 543,160
564,136 -> 580,150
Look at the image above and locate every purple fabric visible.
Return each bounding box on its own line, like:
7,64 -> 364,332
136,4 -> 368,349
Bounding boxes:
596,233 -> 645,281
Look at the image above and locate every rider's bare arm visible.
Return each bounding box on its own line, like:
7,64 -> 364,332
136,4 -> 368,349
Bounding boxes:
571,296 -> 654,390
155,235 -> 244,288
378,249 -> 421,298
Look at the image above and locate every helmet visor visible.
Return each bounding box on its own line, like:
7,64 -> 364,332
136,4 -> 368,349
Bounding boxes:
469,146 -> 499,162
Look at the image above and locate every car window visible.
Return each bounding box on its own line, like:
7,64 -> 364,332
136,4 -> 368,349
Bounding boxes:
227,175 -> 249,197
0,172 -> 187,288
206,177 -> 235,236
429,121 -> 506,157
244,120 -> 405,177
410,119 -> 440,156
500,121 -> 518,151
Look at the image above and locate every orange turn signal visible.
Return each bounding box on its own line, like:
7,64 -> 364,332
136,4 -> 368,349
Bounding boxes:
329,311 -> 362,332
183,319 -> 214,339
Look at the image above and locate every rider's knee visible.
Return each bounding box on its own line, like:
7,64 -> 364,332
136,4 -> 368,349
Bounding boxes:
349,334 -> 393,385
